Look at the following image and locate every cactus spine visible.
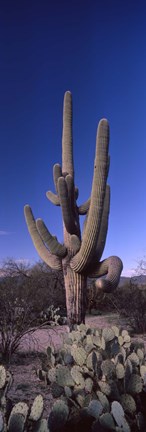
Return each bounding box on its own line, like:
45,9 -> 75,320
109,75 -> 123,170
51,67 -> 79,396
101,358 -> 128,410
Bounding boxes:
24,91 -> 123,328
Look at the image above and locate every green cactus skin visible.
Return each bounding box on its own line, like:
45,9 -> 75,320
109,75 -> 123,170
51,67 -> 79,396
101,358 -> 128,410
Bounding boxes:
8,402 -> 29,421
8,402 -> 29,432
127,373 -> 143,395
101,360 -> 115,378
102,328 -> 115,342
120,394 -> 136,415
70,118 -> 110,273
99,412 -> 115,430
71,345 -> 87,367
53,163 -> 62,194
36,219 -> 67,258
55,365 -> 74,387
24,91 -> 123,327
8,413 -> 25,432
57,176 -> 80,236
87,400 -> 103,419
0,365 -> 6,389
92,185 -> 110,262
111,401 -> 127,428
96,391 -> 110,412
116,363 -> 125,379
46,190 -> 60,206
78,198 -> 91,215
62,92 -> 74,178
88,256 -> 123,293
33,419 -> 49,432
48,400 -> 69,432
29,395 -> 44,422
0,412 -> 3,432
24,205 -> 62,270
70,234 -> 81,254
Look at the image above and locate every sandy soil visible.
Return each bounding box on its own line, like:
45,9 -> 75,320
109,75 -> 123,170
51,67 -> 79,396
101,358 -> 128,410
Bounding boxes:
5,313 -> 146,420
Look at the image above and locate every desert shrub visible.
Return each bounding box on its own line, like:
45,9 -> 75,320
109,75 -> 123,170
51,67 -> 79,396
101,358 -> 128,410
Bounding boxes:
112,284 -> 146,334
0,276 -> 42,362
1,258 -> 66,313
0,259 -> 66,361
87,281 -> 146,334
29,261 -> 66,313
39,305 -> 61,326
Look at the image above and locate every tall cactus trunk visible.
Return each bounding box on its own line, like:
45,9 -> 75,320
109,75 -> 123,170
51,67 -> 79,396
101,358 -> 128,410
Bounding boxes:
63,263 -> 87,329
62,226 -> 87,329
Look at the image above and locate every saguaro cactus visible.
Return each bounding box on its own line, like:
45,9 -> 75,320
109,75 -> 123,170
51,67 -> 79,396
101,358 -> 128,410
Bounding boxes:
24,91 -> 123,328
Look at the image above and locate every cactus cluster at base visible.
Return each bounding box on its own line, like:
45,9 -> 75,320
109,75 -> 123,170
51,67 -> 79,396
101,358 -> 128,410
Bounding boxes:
24,91 -> 123,327
35,324 -> 146,431
39,305 -> 61,326
0,325 -> 146,431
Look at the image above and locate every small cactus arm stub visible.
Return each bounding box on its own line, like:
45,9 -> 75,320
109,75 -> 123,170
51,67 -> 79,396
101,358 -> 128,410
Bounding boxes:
24,91 -> 123,328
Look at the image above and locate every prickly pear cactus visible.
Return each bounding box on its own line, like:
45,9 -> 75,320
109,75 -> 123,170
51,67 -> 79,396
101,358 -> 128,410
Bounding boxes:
8,412 -> 26,432
0,366 -> 48,432
48,400 -> 69,431
111,401 -> 130,431
29,395 -> 44,421
9,402 -> 29,419
0,411 -> 4,432
34,419 -> 49,431
38,324 -> 146,431
24,91 -> 123,328
1,324 -> 146,431
0,366 -> 6,390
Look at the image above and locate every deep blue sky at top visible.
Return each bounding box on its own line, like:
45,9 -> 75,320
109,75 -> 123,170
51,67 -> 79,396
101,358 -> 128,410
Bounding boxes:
0,0 -> 146,275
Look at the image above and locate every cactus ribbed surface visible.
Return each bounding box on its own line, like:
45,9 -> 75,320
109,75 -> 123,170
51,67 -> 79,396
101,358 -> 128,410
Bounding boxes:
24,91 -> 123,328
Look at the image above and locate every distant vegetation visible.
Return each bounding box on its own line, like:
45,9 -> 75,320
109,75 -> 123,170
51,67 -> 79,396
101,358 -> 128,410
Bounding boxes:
0,258 -> 66,361
87,277 -> 146,334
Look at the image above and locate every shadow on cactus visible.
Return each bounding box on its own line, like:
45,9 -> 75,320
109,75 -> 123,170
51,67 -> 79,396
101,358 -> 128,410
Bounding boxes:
24,91 -> 123,328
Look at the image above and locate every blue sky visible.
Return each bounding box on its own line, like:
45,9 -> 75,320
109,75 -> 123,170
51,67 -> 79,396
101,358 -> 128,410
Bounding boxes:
0,0 -> 146,276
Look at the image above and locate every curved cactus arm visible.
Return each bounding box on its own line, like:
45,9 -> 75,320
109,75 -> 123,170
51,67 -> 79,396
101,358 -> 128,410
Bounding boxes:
36,218 -> 67,258
82,209 -> 89,239
88,256 -> 123,293
70,119 -> 109,273
70,234 -> 81,254
46,164 -> 62,206
24,205 -> 62,270
65,174 -> 75,204
46,190 -> 60,206
62,91 -> 74,178
78,197 -> 91,215
92,184 -> 110,262
65,174 -> 79,222
53,163 -> 62,193
58,176 -> 79,235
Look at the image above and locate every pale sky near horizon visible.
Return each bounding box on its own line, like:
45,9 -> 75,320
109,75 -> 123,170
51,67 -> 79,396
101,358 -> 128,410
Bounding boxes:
1,0 -> 146,276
